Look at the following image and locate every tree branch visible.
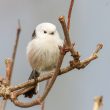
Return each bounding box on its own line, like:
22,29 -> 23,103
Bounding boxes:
10,20 -> 21,78
59,16 -> 80,61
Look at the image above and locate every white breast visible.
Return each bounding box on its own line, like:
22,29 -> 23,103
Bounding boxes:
27,37 -> 63,72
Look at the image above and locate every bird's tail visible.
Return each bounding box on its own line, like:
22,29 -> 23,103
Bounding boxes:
23,70 -> 40,98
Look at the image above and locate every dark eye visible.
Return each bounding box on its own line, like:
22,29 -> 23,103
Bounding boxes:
50,32 -> 54,35
44,30 -> 47,34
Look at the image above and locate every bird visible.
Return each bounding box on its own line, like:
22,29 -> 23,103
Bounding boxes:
24,22 -> 63,98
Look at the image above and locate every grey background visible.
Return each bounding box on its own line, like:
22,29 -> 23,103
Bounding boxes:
0,0 -> 109,110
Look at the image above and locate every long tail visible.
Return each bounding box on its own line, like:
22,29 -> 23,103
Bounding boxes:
23,70 -> 40,98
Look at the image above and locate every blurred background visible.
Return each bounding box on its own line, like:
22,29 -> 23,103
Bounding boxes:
0,0 -> 109,110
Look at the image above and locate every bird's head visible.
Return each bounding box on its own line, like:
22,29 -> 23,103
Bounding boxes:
32,23 -> 60,40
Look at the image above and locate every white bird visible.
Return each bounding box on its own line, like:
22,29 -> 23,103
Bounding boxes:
24,23 -> 63,98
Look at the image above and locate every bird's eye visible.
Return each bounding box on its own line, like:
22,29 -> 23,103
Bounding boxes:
50,32 -> 54,35
44,30 -> 47,34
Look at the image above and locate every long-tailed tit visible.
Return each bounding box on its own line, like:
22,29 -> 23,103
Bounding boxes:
24,23 -> 63,98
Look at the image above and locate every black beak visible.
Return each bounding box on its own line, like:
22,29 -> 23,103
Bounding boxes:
50,32 -> 54,35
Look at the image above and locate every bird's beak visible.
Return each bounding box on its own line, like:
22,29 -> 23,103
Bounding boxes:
50,32 -> 54,35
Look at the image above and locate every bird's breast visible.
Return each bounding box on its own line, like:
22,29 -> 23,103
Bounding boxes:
27,38 -> 62,72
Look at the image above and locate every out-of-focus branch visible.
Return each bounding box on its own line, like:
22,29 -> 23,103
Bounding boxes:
93,96 -> 103,110
10,20 -> 21,79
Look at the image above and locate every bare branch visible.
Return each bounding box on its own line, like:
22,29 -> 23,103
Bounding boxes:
10,20 -> 21,77
11,93 -> 40,108
5,59 -> 12,84
59,16 -> 80,61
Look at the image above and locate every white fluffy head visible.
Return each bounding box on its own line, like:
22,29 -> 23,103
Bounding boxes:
33,23 -> 60,40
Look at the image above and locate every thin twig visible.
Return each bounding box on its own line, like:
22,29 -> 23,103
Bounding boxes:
14,86 -> 35,97
67,0 -> 74,31
5,59 -> 12,83
11,94 -> 40,108
10,20 -> 21,78
59,16 -> 80,61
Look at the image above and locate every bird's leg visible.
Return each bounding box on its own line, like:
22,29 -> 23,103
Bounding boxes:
28,70 -> 39,89
31,70 -> 40,93
29,70 -> 40,81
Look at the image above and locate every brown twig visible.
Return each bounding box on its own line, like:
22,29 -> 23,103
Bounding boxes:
10,20 -> 21,78
5,59 -> 13,84
93,96 -> 103,110
11,92 -> 40,108
59,16 -> 80,61
67,0 -> 74,31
